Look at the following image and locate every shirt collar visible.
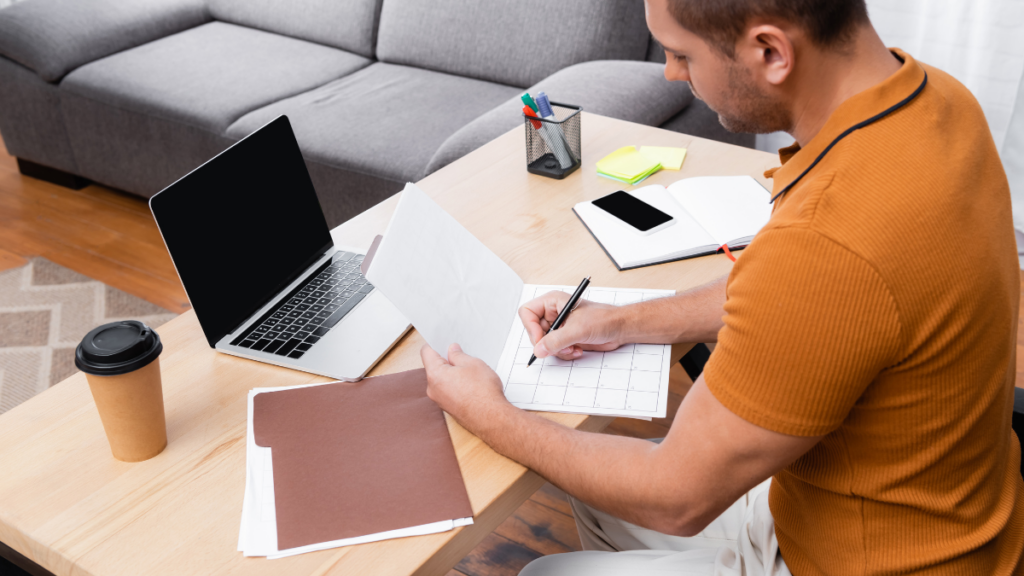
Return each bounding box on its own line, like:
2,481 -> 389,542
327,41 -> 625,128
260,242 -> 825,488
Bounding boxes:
770,48 -> 926,197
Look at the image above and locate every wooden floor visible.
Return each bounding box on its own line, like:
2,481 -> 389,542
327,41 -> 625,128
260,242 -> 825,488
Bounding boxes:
0,136 -> 1021,576
0,143 -> 190,314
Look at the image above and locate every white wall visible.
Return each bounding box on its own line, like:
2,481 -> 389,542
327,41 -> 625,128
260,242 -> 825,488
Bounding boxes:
756,0 -> 1024,173
1006,69 -> 1024,233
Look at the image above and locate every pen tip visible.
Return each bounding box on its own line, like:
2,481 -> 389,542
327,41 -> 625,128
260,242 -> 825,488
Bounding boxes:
527,356 -> 536,367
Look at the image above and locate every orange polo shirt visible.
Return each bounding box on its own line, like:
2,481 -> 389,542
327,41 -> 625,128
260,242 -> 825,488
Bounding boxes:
704,50 -> 1024,575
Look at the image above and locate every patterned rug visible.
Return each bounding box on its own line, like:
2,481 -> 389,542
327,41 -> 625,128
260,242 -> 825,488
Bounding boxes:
0,258 -> 177,414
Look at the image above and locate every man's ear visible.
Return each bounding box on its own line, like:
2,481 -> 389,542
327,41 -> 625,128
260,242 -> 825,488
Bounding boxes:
740,24 -> 794,86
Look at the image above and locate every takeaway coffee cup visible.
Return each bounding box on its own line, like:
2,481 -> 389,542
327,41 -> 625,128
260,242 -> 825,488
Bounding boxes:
75,320 -> 166,462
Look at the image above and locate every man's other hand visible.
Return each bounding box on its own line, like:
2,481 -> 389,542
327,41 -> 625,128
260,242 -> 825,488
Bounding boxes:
421,343 -> 509,429
520,290 -> 625,361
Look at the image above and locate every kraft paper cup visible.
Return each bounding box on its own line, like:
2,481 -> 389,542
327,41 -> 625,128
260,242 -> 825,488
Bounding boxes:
75,321 -> 167,462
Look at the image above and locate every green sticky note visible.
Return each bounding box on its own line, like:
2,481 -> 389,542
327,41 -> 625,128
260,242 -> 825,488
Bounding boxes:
638,146 -> 687,170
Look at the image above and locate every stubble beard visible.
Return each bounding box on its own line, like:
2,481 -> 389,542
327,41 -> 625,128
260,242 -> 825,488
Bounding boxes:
692,63 -> 791,135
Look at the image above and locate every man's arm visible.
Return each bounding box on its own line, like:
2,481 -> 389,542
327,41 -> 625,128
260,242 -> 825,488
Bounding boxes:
525,274 -> 730,361
421,344 -> 821,536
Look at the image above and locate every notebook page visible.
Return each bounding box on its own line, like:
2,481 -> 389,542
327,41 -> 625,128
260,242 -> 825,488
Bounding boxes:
573,185 -> 717,267
495,284 -> 674,419
666,176 -> 772,246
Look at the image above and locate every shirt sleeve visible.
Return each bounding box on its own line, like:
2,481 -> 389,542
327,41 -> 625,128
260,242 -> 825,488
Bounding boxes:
704,227 -> 902,437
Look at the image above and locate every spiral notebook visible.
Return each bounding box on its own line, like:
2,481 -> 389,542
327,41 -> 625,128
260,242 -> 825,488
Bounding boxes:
573,176 -> 772,270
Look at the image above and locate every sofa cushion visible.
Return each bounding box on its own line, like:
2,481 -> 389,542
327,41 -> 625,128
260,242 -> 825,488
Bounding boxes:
426,60 -> 693,174
375,0 -> 650,88
208,0 -> 382,58
60,22 -> 371,134
60,90 -> 237,197
226,63 -> 521,182
0,0 -> 209,83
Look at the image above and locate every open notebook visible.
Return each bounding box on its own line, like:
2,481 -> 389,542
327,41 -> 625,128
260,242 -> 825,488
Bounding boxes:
574,176 -> 772,270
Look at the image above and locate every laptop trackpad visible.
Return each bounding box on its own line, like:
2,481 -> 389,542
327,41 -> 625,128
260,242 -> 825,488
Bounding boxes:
300,290 -> 410,379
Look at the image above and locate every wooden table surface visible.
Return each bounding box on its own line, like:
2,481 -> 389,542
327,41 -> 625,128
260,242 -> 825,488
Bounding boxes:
0,113 -> 776,576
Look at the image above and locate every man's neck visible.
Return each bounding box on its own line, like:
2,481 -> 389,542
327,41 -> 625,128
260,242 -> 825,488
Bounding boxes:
787,26 -> 903,147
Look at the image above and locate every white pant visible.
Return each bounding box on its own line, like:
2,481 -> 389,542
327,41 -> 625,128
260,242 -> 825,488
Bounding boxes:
520,480 -> 790,576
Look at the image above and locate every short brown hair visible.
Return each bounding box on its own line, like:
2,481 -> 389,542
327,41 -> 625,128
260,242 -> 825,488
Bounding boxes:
666,0 -> 870,57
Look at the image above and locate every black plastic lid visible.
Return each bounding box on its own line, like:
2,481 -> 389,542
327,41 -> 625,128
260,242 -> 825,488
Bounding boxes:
75,321 -> 163,376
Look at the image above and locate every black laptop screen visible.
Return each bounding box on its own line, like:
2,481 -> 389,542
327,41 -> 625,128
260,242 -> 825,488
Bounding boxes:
150,116 -> 332,347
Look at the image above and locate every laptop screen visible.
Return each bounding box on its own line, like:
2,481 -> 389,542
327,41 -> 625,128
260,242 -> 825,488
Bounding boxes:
150,116 -> 333,347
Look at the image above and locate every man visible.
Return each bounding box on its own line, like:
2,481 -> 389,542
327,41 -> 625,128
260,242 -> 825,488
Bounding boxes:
421,0 -> 1024,573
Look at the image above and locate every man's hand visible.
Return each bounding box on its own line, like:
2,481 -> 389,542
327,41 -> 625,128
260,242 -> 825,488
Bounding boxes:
519,291 -> 627,361
420,343 -> 510,431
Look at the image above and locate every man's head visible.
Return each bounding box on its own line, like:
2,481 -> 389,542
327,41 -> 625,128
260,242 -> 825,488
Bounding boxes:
646,0 -> 871,135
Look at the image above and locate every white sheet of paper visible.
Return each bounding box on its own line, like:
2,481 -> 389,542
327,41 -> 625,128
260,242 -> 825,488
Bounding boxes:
495,285 -> 675,419
365,183 -> 524,369
666,176 -> 772,247
238,382 -> 473,559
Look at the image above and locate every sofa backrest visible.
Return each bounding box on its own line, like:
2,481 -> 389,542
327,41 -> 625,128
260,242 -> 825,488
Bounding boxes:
208,0 -> 383,58
0,0 -> 209,83
375,0 -> 651,88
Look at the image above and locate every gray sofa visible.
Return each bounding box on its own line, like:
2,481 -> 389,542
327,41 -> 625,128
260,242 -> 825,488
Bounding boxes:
0,0 -> 751,227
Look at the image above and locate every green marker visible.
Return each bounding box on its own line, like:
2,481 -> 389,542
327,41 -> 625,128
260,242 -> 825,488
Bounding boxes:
521,93 -> 539,113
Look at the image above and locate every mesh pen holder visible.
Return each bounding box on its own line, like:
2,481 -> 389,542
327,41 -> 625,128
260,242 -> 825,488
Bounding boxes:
524,102 -> 582,179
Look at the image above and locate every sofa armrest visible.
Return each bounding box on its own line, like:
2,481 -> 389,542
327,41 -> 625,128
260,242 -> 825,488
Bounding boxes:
0,0 -> 209,83
425,60 -> 693,176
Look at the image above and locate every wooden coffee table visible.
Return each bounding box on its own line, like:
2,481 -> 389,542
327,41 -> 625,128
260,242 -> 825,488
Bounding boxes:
0,113 -> 776,576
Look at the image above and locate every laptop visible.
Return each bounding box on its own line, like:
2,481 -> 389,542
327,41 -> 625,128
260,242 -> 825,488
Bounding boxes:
149,116 -> 410,381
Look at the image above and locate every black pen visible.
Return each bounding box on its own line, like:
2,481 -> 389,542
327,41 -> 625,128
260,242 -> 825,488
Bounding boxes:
528,276 -> 591,367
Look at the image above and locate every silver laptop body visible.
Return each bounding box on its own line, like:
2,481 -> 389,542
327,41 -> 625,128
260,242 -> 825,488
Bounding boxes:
150,116 -> 409,381
213,249 -> 409,381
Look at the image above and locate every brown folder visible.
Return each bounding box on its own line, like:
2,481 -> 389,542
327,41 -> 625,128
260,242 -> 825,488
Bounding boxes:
253,369 -> 473,551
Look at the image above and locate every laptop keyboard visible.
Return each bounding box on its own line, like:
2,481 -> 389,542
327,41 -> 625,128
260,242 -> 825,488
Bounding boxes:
233,251 -> 372,359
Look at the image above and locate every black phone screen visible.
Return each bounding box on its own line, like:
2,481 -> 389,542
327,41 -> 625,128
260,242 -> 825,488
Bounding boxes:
591,191 -> 673,232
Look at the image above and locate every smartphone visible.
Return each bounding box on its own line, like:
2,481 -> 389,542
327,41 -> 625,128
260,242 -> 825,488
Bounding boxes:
591,190 -> 674,235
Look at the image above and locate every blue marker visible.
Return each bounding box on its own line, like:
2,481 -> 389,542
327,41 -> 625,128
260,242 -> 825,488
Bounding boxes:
536,92 -> 575,164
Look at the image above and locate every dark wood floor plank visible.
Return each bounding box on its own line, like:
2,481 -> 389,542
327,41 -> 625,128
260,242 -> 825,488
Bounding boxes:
493,499 -> 582,556
529,483 -> 573,517
454,533 -> 542,576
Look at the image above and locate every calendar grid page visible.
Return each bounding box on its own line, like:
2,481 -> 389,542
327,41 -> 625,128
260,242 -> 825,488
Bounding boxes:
496,285 -> 675,419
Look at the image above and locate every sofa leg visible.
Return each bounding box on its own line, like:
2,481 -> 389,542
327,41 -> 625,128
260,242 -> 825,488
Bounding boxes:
16,158 -> 91,190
